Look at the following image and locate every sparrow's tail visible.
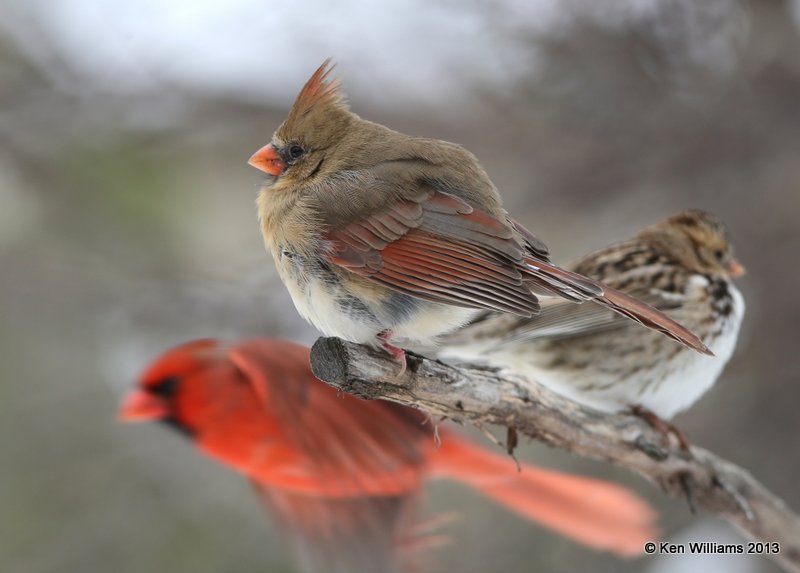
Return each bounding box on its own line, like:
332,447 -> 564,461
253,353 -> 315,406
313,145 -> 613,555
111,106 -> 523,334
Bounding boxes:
429,433 -> 656,557
523,257 -> 711,355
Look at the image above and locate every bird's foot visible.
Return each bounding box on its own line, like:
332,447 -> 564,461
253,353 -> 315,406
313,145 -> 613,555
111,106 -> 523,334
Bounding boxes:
377,330 -> 407,375
630,405 -> 691,451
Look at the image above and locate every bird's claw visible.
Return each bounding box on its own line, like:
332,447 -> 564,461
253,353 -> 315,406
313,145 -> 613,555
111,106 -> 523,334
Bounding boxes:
630,405 -> 691,451
377,330 -> 407,375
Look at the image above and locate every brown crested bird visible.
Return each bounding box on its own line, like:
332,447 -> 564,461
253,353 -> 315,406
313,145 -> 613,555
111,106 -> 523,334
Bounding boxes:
440,210 -> 745,440
248,60 -> 709,367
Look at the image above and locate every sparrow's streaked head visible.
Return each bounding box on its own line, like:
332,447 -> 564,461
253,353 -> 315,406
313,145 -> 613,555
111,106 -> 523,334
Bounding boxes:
654,210 -> 744,279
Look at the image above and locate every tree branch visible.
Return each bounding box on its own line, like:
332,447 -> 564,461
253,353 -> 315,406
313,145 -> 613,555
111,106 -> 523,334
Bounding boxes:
311,337 -> 800,573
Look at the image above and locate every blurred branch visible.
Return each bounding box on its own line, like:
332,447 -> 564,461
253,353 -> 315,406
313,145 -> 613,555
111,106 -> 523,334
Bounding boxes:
311,337 -> 800,573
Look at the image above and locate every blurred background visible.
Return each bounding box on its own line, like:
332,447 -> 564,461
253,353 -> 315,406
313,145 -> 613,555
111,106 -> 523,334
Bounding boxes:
2,0 -> 798,571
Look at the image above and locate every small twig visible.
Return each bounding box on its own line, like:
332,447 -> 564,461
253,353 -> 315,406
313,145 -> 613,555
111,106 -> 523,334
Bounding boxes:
506,425 -> 518,457
310,337 -> 800,573
679,473 -> 697,514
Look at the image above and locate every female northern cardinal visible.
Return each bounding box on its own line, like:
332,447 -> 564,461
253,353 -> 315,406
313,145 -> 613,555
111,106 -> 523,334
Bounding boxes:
120,338 -> 656,572
441,210 -> 745,446
248,60 -> 709,367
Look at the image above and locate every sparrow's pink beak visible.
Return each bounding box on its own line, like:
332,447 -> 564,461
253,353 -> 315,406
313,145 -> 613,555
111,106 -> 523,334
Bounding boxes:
727,258 -> 745,278
118,390 -> 168,422
248,144 -> 285,176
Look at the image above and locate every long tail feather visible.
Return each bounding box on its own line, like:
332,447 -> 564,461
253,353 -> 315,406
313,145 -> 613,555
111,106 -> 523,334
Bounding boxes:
430,435 -> 657,557
525,258 -> 712,355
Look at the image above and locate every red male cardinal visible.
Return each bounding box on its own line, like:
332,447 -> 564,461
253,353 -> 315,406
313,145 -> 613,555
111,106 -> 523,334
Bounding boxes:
120,338 -> 655,572
248,60 -> 709,367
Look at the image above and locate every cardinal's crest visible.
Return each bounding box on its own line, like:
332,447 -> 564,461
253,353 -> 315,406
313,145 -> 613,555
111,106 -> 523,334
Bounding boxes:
287,59 -> 347,121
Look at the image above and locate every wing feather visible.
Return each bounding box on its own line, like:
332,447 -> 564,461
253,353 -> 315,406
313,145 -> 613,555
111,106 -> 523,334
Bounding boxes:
326,190 -> 541,317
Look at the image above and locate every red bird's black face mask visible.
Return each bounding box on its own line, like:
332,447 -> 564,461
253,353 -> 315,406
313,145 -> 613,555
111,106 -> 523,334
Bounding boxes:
119,376 -> 194,437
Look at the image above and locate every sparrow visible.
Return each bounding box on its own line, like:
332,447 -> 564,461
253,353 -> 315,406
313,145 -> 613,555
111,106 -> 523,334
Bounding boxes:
120,337 -> 657,571
440,210 -> 745,444
247,60 -> 709,367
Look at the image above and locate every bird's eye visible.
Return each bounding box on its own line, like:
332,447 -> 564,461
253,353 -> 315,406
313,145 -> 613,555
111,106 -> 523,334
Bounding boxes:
714,249 -> 724,260
289,145 -> 305,159
151,376 -> 180,398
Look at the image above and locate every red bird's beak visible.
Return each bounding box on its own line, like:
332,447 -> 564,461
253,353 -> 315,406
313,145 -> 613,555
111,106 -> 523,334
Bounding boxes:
727,258 -> 746,278
248,144 -> 285,176
118,390 -> 169,422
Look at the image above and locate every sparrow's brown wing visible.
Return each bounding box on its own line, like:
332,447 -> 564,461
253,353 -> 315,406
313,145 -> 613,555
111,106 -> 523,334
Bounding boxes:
460,292 -> 675,347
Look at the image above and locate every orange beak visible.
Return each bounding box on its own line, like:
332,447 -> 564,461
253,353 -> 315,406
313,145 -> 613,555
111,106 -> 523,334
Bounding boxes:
727,258 -> 746,278
248,144 -> 285,176
118,390 -> 169,422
